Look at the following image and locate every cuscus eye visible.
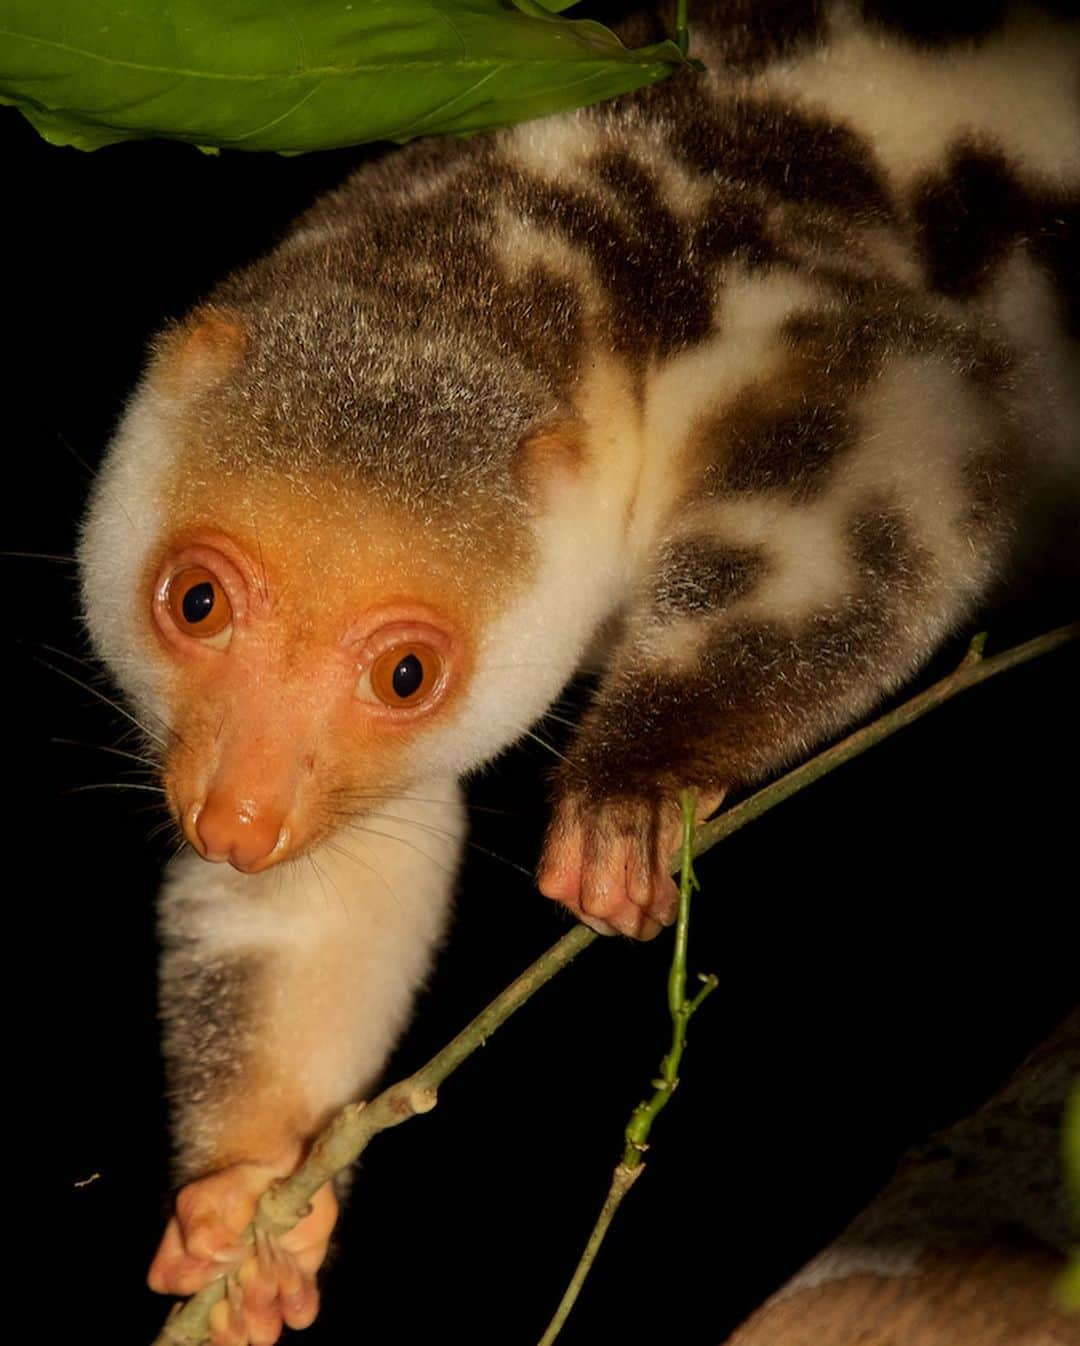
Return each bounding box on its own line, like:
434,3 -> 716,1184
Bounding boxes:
359,643 -> 444,708
166,566 -> 233,642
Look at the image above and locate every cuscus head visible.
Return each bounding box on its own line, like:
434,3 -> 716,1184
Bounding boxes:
78,301 -> 588,873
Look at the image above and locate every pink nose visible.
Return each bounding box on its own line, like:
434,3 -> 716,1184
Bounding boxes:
187,797 -> 286,872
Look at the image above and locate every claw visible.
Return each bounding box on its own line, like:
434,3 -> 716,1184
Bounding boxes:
538,790 -> 723,939
149,1160 -> 338,1344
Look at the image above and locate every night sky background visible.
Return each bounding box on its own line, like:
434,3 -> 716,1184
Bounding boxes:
6,80 -> 1078,1346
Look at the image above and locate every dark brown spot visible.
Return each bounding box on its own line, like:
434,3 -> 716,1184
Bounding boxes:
914,144 -> 1035,299
671,98 -> 890,221
704,392 -> 857,501
500,264 -> 585,398
781,309 -> 879,389
515,178 -> 646,357
848,504 -> 928,597
560,591 -> 904,800
514,153 -> 712,359
702,0 -> 825,69
561,501 -> 943,802
694,190 -> 777,270
652,538 -> 767,616
915,145 -> 1079,333
592,149 -> 714,354
783,291 -> 1014,394
960,430 -> 1028,543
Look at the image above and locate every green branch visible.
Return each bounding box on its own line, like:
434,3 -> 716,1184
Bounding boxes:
538,792 -> 717,1345
153,622 -> 1077,1345
622,793 -> 717,1170
675,0 -> 690,55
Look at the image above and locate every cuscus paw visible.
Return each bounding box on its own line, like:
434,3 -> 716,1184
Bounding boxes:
205,1230 -> 323,1346
148,1158 -> 338,1344
536,790 -> 724,939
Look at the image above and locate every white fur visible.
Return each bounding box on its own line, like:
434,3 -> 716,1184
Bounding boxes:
709,495 -> 855,623
421,357 -> 641,774
763,4 -> 1080,194
504,110 -> 605,192
691,355 -> 1008,637
161,783 -> 462,1133
984,249 -> 1080,500
77,384 -> 181,730
492,207 -> 603,322
844,354 -> 1005,598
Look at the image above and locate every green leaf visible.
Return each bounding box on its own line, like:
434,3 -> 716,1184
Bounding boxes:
511,0 -> 583,15
0,0 -> 688,153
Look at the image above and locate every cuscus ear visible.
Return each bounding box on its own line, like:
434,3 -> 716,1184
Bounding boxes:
515,417 -> 586,503
149,306 -> 248,398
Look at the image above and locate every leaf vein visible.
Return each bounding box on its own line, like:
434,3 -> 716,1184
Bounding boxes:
0,29 -> 666,83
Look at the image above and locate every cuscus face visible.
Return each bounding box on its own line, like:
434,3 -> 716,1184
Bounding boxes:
145,478 -> 483,872
80,305 -> 598,874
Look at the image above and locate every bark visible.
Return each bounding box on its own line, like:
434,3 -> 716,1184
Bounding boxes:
724,1012 -> 1079,1346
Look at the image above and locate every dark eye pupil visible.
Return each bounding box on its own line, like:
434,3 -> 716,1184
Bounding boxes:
392,653 -> 424,699
182,581 -> 215,624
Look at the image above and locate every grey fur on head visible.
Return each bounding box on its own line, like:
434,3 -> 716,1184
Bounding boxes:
188,288 -> 560,508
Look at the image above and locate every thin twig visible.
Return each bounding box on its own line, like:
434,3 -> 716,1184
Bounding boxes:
623,792 -> 716,1170
152,622 -> 1077,1344
690,624 -> 1076,859
675,0 -> 689,55
537,792 -> 717,1345
535,1164 -> 643,1346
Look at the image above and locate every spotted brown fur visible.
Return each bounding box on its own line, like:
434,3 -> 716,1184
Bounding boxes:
704,391 -> 857,502
159,946 -> 262,1180
86,4 -> 1079,1246
164,3 -> 1075,818
561,587 -> 923,803
667,97 -> 892,220
177,3 -> 1074,821
651,538 -> 768,616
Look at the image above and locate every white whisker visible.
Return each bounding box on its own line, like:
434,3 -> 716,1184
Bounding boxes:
37,654 -> 171,750
52,736 -> 162,771
521,727 -> 573,767
322,837 -> 402,909
337,821 -> 458,881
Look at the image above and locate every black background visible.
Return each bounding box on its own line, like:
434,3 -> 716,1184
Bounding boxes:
6,90 -> 1078,1346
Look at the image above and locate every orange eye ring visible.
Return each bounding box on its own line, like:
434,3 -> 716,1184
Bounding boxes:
368,643 -> 443,707
166,566 -> 233,639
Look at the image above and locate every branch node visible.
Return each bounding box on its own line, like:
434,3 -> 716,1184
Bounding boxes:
410,1086 -> 439,1114
962,630 -> 988,665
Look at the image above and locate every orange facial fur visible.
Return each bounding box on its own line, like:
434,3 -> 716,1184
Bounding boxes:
139,471 -> 507,872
